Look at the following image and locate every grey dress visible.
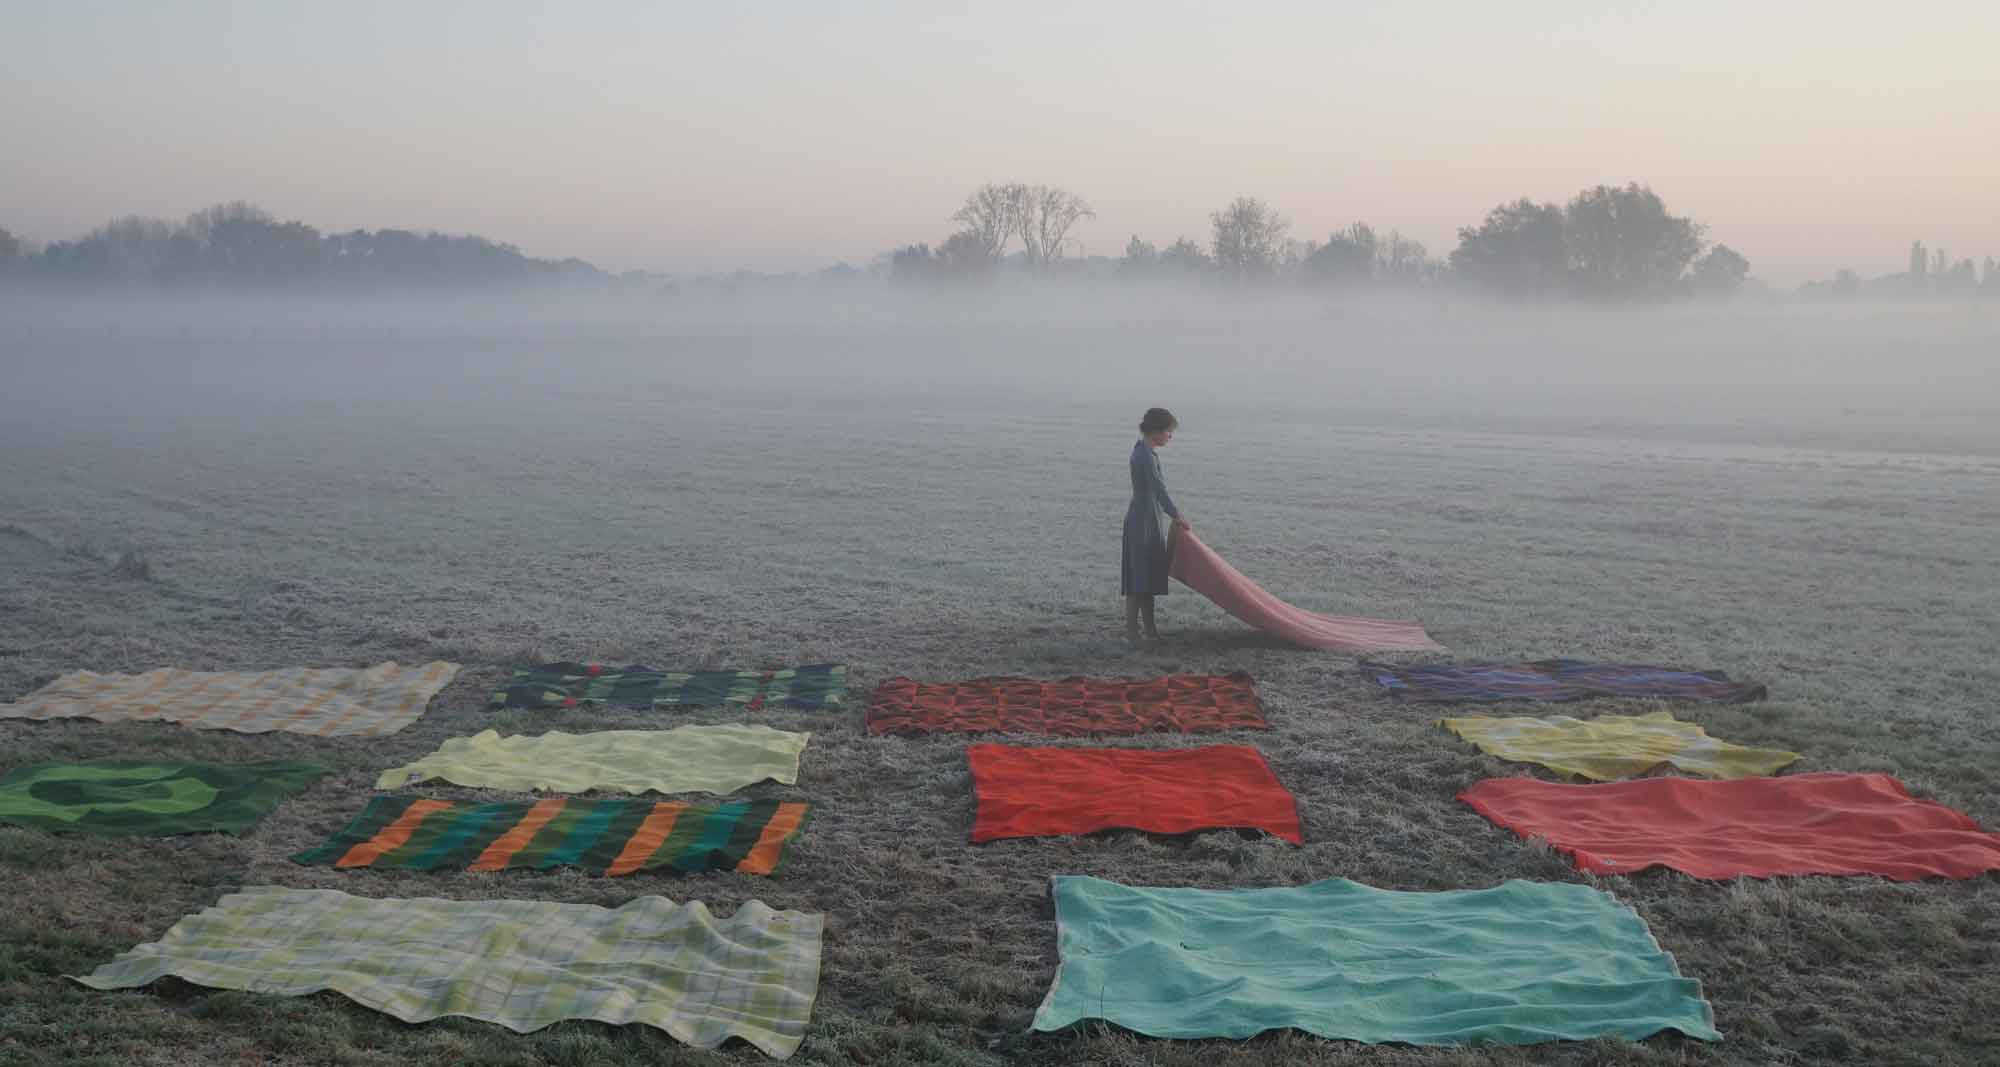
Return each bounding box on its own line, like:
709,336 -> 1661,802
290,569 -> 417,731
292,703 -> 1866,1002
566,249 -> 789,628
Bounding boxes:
1121,438 -> 1181,595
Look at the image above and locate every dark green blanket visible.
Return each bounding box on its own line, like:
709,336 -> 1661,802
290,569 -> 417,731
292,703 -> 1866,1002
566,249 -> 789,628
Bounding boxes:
0,760 -> 329,836
490,662 -> 847,712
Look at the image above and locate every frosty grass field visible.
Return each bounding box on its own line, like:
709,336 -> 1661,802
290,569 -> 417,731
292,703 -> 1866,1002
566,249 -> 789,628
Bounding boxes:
1,299 -> 1997,1065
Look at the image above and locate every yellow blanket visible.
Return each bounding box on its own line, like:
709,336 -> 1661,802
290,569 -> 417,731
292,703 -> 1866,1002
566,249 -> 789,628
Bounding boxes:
0,662 -> 459,737
376,724 -> 810,795
1440,710 -> 1799,780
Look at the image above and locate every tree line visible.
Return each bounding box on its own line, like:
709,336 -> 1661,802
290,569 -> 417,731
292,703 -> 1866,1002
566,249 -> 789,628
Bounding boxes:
5,191 -> 1994,300
893,181 -> 1755,300
1796,241 -> 2000,300
892,181 -> 1999,302
0,202 -> 607,290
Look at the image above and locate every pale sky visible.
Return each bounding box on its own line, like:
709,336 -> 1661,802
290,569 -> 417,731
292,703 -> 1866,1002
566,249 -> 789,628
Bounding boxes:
4,1 -> 1995,284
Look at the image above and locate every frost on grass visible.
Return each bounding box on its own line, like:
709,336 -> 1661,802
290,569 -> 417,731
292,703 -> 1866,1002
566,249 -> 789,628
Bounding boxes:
1,301 -> 1997,1065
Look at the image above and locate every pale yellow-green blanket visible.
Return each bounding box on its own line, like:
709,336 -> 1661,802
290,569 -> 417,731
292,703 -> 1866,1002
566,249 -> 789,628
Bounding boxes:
74,886 -> 822,1058
1440,710 -> 1799,780
376,724 -> 810,795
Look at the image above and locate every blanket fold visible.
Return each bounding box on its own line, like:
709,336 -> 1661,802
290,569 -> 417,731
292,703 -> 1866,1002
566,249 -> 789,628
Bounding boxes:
1169,530 -> 1443,652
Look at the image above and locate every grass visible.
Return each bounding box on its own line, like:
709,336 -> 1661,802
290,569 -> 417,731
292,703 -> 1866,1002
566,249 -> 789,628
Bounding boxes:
1,310 -> 1998,1066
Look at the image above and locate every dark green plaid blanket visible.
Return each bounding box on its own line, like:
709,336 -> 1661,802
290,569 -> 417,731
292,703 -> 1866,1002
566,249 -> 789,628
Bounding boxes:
0,760 -> 329,836
490,662 -> 847,712
294,795 -> 810,877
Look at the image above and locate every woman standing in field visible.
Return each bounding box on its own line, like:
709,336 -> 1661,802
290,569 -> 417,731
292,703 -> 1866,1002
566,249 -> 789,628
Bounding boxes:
1123,407 -> 1191,643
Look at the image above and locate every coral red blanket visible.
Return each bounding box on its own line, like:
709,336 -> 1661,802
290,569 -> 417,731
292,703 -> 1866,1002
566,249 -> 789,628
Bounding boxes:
1169,531 -> 1443,653
968,743 -> 1302,844
1461,772 -> 2000,881
865,674 -> 1266,737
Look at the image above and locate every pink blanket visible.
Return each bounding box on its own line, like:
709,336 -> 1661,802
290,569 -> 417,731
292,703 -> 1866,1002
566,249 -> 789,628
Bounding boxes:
1169,530 -> 1444,653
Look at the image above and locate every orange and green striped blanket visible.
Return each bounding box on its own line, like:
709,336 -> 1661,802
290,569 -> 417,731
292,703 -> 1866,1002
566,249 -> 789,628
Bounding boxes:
293,796 -> 808,877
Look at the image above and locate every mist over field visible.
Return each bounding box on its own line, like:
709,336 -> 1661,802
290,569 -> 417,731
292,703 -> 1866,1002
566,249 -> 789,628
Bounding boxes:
7,289 -> 1997,452
4,287 -> 2000,1067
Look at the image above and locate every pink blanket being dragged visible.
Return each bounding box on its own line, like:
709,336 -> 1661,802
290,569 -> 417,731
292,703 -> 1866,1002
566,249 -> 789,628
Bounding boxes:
1169,530 -> 1444,653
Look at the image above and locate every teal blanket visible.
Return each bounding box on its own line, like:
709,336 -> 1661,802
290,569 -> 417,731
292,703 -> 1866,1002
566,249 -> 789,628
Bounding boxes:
1032,876 -> 1718,1047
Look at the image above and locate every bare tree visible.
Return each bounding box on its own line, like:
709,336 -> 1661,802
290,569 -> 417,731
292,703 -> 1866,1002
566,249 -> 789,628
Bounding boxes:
951,184 -> 1027,262
1018,185 -> 1094,270
1209,196 -> 1289,283
184,201 -> 276,246
1379,231 -> 1431,282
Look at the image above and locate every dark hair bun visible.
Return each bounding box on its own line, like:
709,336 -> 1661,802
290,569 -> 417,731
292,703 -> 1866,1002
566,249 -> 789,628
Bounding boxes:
1139,407 -> 1179,434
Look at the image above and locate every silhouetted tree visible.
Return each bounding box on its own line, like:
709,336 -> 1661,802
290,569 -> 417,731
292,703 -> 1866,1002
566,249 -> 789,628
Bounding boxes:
1160,237 -> 1211,276
1210,197 -> 1288,283
815,262 -> 862,288
1944,257 -> 1979,294
1448,198 -> 1566,296
889,242 -> 938,283
1561,183 -> 1704,299
936,230 -> 995,278
952,184 -> 1026,262
1119,236 -> 1159,276
182,202 -> 325,283
0,226 -> 21,269
1304,222 -> 1377,284
1377,231 -> 1433,283
15,201 -> 603,289
1689,244 -> 1751,297
1018,186 -> 1094,270
36,216 -> 185,283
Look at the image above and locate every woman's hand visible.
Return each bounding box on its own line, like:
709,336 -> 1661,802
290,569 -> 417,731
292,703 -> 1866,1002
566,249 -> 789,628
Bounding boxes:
1173,515 -> 1193,533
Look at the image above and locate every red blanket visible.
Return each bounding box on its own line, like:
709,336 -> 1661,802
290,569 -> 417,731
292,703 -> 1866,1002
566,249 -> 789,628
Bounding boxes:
1461,772 -> 2000,881
968,743 -> 1302,844
1169,530 -> 1444,653
865,673 -> 1266,736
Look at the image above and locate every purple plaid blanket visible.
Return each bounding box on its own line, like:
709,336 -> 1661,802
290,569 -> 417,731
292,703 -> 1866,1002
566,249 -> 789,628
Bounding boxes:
1371,660 -> 1767,704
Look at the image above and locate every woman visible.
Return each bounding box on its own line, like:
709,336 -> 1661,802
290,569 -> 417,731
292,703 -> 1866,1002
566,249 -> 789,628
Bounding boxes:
1123,407 -> 1192,642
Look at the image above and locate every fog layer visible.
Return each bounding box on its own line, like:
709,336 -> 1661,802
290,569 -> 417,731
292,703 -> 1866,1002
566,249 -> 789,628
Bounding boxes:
4,288 -> 1996,460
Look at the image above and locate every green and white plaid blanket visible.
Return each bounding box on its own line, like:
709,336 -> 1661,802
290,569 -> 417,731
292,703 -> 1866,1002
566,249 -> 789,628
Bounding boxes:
73,886 -> 824,1058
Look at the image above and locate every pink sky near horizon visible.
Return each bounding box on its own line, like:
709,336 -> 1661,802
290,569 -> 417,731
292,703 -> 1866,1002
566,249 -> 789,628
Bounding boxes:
3,1 -> 1995,285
